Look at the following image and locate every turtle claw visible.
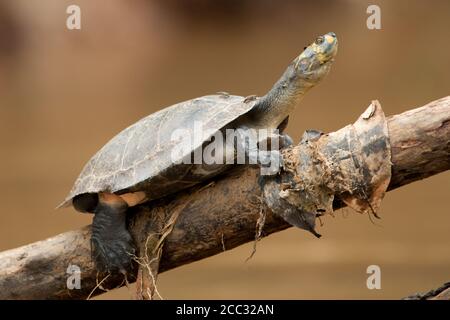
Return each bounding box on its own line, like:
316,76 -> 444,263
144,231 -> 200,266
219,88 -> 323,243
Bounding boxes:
91,230 -> 135,274
259,150 -> 283,176
256,132 -> 289,175
279,134 -> 293,148
259,132 -> 293,149
235,126 -> 284,175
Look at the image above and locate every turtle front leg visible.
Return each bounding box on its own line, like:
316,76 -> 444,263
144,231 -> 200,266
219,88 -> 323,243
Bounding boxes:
236,127 -> 291,175
278,133 -> 293,148
257,132 -> 293,176
90,193 -> 135,274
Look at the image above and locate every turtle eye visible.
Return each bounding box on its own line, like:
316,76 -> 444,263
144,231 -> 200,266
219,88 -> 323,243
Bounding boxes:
303,46 -> 307,50
315,36 -> 324,45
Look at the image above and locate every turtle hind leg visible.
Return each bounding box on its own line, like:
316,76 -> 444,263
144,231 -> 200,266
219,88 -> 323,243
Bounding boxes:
91,193 -> 135,274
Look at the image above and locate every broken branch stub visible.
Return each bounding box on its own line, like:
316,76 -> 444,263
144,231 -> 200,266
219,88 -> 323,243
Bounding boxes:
262,100 -> 392,235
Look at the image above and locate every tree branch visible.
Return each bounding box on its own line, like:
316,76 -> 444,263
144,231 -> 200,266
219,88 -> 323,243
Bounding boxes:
404,281 -> 450,300
0,97 -> 448,300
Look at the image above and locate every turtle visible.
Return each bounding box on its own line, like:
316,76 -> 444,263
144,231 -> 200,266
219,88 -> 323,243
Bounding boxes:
59,32 -> 338,273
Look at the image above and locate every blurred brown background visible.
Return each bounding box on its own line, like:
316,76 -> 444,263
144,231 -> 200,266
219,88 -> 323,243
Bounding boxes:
0,0 -> 449,299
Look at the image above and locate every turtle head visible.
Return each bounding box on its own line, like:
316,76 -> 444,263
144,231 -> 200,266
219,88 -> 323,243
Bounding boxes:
250,33 -> 338,128
294,32 -> 338,84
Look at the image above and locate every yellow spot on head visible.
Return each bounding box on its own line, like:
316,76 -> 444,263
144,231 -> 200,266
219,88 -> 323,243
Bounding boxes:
325,35 -> 334,44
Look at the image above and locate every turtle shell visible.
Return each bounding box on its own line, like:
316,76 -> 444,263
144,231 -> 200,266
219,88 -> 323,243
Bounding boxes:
59,94 -> 258,207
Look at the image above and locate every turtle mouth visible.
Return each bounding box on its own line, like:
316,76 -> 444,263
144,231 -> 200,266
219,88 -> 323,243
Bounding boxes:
321,35 -> 338,62
327,43 -> 338,59
311,46 -> 337,66
311,55 -> 335,70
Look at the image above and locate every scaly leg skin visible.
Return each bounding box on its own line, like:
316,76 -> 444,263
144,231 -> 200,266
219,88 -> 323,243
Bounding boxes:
236,126 -> 292,175
90,193 -> 135,274
279,134 -> 293,148
258,131 -> 294,150
259,132 -> 293,175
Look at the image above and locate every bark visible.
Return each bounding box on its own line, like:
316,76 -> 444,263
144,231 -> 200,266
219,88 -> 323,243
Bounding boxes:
0,97 -> 448,300
404,281 -> 450,300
